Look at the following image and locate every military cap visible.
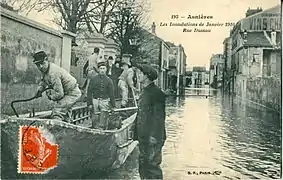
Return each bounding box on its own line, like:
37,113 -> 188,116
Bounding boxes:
97,61 -> 107,68
137,64 -> 158,81
33,51 -> 47,64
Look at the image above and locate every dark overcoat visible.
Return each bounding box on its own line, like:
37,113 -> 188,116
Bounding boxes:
134,82 -> 166,144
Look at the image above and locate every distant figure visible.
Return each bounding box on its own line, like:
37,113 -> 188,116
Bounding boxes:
106,56 -> 114,77
134,64 -> 166,179
33,51 -> 82,122
111,59 -> 123,98
81,47 -> 100,94
87,61 -> 115,130
118,54 -> 136,107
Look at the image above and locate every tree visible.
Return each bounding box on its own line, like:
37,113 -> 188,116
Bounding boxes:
105,0 -> 150,58
5,0 -> 151,54
4,0 -> 123,35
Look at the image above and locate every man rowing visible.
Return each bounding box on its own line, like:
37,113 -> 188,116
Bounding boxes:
33,51 -> 82,122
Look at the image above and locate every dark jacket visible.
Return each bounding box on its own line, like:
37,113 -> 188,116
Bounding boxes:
134,82 -> 166,144
86,74 -> 115,107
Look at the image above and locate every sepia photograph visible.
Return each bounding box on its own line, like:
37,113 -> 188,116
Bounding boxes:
0,0 -> 282,179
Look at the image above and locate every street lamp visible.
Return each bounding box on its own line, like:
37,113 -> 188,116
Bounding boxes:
129,35 -> 139,58
129,37 -> 138,46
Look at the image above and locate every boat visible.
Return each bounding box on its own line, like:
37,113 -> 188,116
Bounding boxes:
1,97 -> 138,179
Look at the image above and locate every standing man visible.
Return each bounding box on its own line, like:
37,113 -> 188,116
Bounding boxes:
87,61 -> 115,130
118,54 -> 135,107
33,51 -> 82,122
110,59 -> 123,98
81,47 -> 100,93
134,64 -> 166,179
106,56 -> 114,77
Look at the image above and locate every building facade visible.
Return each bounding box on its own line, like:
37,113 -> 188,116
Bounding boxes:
209,54 -> 224,88
138,26 -> 171,92
191,66 -> 206,86
167,43 -> 187,95
228,5 -> 281,111
222,37 -> 232,92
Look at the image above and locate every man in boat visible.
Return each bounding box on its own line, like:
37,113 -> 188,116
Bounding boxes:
118,54 -> 136,107
87,61 -> 115,130
134,64 -> 166,179
33,51 -> 82,122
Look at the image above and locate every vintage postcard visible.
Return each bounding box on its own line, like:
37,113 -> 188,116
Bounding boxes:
0,0 -> 282,179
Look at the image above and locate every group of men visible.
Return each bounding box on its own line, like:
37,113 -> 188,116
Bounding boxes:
32,49 -> 166,179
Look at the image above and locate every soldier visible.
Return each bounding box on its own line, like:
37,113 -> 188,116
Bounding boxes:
87,61 -> 115,130
33,51 -> 82,122
134,64 -> 166,179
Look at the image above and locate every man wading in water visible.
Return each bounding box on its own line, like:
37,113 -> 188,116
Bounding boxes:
134,64 -> 166,179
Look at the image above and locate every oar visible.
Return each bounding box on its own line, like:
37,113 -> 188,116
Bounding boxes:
93,106 -> 138,115
131,87 -> 138,107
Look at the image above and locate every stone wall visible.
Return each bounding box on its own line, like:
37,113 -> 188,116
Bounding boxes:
1,8 -> 74,115
246,77 -> 281,111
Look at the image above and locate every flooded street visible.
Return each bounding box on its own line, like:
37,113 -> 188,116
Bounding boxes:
96,88 -> 281,179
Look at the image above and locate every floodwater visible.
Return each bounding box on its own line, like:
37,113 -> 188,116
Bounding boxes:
93,88 -> 282,179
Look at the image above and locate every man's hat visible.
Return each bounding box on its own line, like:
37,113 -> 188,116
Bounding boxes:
97,61 -> 107,68
33,51 -> 47,64
137,64 -> 158,81
121,58 -> 131,66
122,54 -> 132,59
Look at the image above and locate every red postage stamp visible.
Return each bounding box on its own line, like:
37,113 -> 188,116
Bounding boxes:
18,126 -> 58,174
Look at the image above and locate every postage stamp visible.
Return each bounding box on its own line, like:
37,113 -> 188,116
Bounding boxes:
18,125 -> 58,174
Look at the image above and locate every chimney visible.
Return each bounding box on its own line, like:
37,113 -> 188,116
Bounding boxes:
271,30 -> 276,45
245,7 -> 263,17
151,22 -> 156,34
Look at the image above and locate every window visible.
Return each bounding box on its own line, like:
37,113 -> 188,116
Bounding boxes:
263,49 -> 271,76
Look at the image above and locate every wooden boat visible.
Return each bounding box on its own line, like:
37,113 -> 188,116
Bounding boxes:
1,98 -> 138,179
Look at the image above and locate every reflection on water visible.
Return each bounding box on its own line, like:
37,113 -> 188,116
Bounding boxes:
162,90 -> 281,180
87,88 -> 281,179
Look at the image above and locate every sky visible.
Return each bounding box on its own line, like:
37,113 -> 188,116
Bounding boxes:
25,0 -> 280,70
147,0 -> 280,70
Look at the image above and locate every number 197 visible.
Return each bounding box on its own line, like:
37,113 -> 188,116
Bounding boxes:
171,15 -> 179,19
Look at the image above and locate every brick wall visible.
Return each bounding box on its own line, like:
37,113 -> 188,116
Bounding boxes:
1,8 -> 73,115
